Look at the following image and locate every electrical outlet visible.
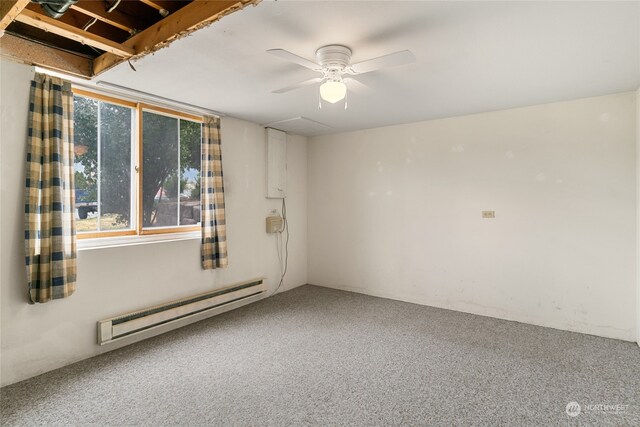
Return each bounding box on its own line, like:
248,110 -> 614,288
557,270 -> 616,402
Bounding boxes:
482,211 -> 496,219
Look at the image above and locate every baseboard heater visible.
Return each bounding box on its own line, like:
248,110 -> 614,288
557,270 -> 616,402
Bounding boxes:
97,278 -> 267,345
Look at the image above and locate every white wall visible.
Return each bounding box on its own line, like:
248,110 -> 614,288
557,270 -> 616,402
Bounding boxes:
308,92 -> 637,342
0,59 -> 308,386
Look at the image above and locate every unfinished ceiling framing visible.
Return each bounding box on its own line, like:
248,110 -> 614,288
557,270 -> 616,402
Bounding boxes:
0,0 -> 260,78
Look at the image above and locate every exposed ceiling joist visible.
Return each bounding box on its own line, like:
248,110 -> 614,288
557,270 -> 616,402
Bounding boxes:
93,0 -> 259,75
14,8 -> 134,57
1,0 -> 259,77
23,3 -> 128,42
0,0 -> 30,31
138,0 -> 174,13
70,1 -> 138,34
130,0 -> 243,52
0,33 -> 92,78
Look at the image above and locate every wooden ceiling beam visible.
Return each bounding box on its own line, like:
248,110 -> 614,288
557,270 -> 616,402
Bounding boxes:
93,0 -> 259,75
14,8 -> 134,57
138,0 -> 177,14
70,1 -> 138,34
0,33 -> 92,78
129,0 -> 242,53
0,0 -> 31,32
24,3 -> 128,43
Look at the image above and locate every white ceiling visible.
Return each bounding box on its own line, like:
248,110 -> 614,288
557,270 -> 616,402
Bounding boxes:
99,1 -> 640,136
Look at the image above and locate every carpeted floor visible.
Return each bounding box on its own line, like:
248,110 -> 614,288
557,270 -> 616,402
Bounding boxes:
2,285 -> 639,426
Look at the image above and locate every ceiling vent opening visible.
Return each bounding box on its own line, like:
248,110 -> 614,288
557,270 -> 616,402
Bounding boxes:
264,117 -> 332,136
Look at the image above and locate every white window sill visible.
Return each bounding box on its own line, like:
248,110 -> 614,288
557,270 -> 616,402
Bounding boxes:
78,231 -> 200,251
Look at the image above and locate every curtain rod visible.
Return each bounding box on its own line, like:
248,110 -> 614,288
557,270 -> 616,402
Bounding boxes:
33,66 -> 224,118
95,81 -> 225,118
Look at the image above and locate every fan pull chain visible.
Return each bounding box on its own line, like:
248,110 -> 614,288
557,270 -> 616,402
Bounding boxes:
318,91 -> 322,109
344,90 -> 348,110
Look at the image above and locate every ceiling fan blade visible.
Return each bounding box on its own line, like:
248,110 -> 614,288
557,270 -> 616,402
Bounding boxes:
272,77 -> 324,94
350,50 -> 416,75
343,77 -> 369,93
267,49 -> 321,71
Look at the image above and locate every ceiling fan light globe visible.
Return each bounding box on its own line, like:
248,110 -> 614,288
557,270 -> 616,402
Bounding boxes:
319,81 -> 347,103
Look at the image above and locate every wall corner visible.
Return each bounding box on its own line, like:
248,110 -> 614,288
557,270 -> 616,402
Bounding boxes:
636,87 -> 640,347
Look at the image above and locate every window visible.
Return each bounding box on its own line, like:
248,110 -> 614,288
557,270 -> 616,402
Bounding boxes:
73,92 -> 135,237
141,107 -> 202,231
73,90 -> 202,239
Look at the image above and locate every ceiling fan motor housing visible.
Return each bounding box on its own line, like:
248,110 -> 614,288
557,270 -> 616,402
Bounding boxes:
316,45 -> 352,72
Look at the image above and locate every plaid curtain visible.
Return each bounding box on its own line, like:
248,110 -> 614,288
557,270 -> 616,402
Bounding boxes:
24,73 -> 77,304
201,116 -> 228,269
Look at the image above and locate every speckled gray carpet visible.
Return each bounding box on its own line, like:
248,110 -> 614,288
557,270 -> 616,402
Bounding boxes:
1,285 -> 639,426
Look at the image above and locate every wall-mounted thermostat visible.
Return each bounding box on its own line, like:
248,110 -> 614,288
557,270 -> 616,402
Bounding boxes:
266,128 -> 286,199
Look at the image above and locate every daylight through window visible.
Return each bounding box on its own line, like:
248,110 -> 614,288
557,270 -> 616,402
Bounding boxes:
73,90 -> 202,238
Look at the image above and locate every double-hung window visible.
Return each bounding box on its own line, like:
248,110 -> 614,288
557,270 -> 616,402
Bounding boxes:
73,89 -> 203,239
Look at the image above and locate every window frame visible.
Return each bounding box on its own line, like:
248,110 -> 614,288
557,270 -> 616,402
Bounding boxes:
72,89 -> 203,240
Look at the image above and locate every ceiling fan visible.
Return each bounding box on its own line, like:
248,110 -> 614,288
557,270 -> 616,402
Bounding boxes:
268,45 -> 416,108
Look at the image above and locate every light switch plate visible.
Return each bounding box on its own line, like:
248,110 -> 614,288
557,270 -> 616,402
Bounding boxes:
482,211 -> 496,219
